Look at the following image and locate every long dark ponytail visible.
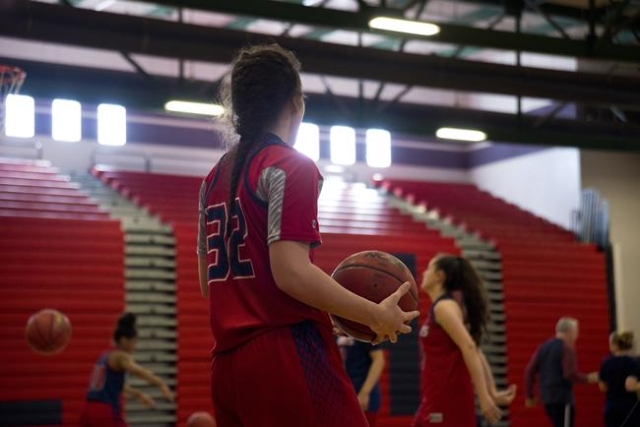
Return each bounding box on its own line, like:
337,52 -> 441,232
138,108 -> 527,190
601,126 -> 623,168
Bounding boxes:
435,255 -> 488,345
220,44 -> 302,235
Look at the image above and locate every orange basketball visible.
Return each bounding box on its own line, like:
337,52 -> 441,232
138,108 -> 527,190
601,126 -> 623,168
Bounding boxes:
25,309 -> 72,355
187,412 -> 216,427
331,250 -> 418,342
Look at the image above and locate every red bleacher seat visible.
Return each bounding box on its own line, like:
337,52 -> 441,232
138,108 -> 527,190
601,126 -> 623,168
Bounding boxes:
0,215 -> 124,426
0,159 -> 125,427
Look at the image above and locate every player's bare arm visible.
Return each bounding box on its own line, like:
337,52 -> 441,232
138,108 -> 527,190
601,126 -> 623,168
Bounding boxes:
124,384 -> 156,408
112,351 -> 174,402
435,300 -> 501,424
358,349 -> 385,411
480,349 -> 517,405
198,254 -> 209,299
269,240 -> 419,343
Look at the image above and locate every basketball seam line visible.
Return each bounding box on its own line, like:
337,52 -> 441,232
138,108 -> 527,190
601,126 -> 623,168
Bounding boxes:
334,263 -> 408,285
334,264 -> 419,304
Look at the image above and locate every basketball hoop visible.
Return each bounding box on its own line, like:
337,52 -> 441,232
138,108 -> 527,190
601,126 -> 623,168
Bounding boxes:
0,65 -> 27,136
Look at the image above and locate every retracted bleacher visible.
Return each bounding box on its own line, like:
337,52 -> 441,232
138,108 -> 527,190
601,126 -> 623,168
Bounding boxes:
0,158 -> 124,427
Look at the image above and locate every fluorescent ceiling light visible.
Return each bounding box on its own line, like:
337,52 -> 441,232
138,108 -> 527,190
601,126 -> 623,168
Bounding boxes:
436,127 -> 487,142
369,17 -> 440,37
165,100 -> 224,117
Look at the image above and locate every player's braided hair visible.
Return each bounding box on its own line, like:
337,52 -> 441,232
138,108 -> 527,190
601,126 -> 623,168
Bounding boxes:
220,44 -> 302,236
113,312 -> 137,342
434,255 -> 488,346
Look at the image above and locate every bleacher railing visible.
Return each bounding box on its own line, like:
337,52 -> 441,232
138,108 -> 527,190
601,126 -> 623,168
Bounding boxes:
571,188 -> 610,248
0,139 -> 43,159
91,148 -> 217,176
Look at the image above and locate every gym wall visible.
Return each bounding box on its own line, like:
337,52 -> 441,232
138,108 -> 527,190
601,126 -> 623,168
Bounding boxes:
580,150 -> 640,336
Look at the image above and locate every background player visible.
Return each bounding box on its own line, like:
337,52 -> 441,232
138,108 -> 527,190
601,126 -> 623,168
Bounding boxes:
412,255 -> 502,427
196,44 -> 419,427
337,333 -> 385,427
598,331 -> 640,427
79,313 -> 174,427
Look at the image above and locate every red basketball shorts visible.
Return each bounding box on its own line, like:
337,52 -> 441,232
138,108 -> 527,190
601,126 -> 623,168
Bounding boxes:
79,401 -> 128,427
210,321 -> 368,427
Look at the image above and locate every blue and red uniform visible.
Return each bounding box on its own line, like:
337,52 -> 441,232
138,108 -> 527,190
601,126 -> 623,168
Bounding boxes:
197,133 -> 367,427
79,350 -> 126,427
412,294 -> 476,427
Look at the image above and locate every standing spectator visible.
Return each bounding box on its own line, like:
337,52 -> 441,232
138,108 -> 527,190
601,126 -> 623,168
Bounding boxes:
524,317 -> 599,427
598,331 -> 640,427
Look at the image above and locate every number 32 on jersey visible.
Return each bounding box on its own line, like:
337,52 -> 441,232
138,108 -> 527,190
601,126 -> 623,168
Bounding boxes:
206,199 -> 255,282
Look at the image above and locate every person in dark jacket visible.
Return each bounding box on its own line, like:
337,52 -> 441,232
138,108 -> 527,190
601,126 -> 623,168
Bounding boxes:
598,331 -> 640,427
524,317 -> 599,427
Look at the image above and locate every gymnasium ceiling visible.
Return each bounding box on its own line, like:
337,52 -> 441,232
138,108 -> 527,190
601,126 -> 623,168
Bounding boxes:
0,0 -> 639,150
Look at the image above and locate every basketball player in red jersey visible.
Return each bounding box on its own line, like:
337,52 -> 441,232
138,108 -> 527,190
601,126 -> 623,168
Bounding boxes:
79,313 -> 174,427
412,255 -> 506,426
196,44 -> 419,427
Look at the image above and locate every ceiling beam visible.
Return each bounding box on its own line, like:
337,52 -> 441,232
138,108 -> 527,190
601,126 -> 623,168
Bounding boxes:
7,57 -> 640,151
127,0 -> 640,63
1,2 -> 639,109
457,0 -> 612,21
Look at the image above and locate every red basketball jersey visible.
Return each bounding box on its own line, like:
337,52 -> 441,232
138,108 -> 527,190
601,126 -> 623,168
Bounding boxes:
413,294 -> 475,427
198,133 -> 330,355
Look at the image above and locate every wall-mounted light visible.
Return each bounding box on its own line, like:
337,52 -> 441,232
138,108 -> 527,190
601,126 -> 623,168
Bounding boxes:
330,126 -> 356,166
97,104 -> 126,146
366,128 -> 392,168
436,127 -> 487,142
52,99 -> 82,142
295,123 -> 320,161
5,94 -> 35,138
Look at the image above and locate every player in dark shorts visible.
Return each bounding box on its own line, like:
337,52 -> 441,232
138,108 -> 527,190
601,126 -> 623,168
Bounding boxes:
196,44 -> 419,427
337,335 -> 385,427
79,313 -> 174,427
599,331 -> 640,427
412,255 -> 502,427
